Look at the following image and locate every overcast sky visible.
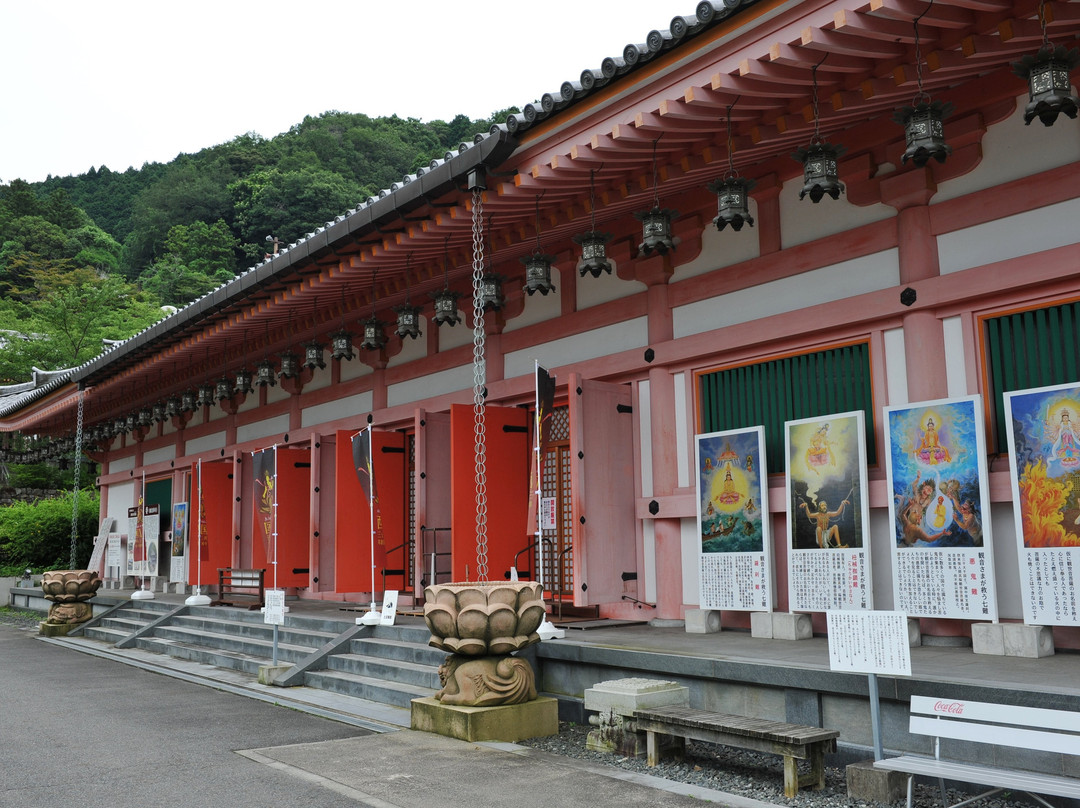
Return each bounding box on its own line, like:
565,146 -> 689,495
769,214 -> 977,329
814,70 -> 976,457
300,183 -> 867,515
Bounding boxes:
2,1 -> 679,184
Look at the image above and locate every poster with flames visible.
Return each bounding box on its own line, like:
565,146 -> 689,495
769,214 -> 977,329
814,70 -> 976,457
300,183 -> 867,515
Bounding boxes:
785,411 -> 872,612
1004,382 -> 1080,626
696,426 -> 773,612
884,395 -> 997,621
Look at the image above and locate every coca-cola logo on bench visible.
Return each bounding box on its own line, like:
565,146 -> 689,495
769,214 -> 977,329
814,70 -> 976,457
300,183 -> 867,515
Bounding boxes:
934,701 -> 965,715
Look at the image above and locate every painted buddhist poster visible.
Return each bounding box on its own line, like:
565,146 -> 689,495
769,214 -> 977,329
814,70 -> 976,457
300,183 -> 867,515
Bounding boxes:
884,395 -> 997,621
785,411 -> 872,611
1004,381 -> 1080,626
696,426 -> 772,612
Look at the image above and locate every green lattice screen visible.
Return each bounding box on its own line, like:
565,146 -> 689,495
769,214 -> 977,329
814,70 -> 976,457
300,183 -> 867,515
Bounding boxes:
698,342 -> 875,472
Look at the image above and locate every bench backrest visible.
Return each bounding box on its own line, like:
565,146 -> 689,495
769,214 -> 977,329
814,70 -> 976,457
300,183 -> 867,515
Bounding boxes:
909,696 -> 1080,756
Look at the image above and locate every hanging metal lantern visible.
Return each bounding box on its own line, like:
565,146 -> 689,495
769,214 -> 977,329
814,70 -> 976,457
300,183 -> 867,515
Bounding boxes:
573,231 -> 613,278
180,389 -> 198,412
114,417 -> 127,435
706,177 -> 756,231
1013,44 -> 1080,126
278,351 -> 301,379
330,330 -> 355,361
792,143 -> 845,203
152,401 -> 167,423
360,317 -> 387,351
196,384 -> 216,407
164,397 -> 180,419
431,290 -> 462,327
394,304 -> 422,339
521,253 -> 556,296
893,100 -> 953,167
634,206 -> 679,255
255,359 -> 277,387
303,340 -> 326,370
234,367 -> 254,395
479,274 -> 505,311
214,377 -> 233,402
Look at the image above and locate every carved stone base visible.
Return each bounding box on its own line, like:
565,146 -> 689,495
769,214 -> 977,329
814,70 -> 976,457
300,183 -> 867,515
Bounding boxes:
411,695 -> 558,742
435,653 -> 536,706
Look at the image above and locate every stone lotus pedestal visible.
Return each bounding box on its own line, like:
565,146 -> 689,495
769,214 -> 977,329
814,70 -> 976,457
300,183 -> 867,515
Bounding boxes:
40,570 -> 102,637
412,581 -> 557,741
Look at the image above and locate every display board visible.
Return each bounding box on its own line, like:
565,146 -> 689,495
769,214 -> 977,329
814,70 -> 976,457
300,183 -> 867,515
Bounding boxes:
785,411 -> 872,612
884,395 -> 997,621
1004,381 -> 1080,626
696,426 -> 772,611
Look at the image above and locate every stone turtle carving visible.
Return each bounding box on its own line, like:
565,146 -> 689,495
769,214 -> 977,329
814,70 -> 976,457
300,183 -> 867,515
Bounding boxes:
435,654 -> 536,707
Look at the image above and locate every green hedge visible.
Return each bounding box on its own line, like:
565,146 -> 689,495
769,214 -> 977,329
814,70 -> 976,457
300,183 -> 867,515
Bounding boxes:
0,490 -> 100,571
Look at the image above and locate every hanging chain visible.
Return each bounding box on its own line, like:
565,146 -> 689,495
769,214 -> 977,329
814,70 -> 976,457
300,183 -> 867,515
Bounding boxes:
912,1 -> 933,105
69,389 -> 84,570
811,64 -> 822,144
470,187 -> 489,582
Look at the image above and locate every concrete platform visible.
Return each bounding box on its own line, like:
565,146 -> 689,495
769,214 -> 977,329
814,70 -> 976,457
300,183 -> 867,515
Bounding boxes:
410,695 -> 558,742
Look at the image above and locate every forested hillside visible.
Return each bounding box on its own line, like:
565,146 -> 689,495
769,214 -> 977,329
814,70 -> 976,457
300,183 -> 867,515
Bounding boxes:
0,108 -> 512,383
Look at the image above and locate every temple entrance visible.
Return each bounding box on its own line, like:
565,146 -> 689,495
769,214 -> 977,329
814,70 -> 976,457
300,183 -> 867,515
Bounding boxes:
539,406 -> 573,598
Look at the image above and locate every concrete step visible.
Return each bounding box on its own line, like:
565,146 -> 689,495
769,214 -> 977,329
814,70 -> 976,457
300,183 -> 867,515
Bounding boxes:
167,614 -> 337,649
349,636 -> 448,667
83,626 -> 131,644
302,668 -> 434,709
149,625 -> 315,664
326,653 -> 442,689
134,635 -> 269,675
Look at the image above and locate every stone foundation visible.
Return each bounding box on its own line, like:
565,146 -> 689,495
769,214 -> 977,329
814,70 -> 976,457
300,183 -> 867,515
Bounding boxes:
410,695 -> 558,743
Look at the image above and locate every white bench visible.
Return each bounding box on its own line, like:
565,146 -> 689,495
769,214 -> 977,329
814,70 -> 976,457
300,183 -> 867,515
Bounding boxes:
875,695 -> 1080,808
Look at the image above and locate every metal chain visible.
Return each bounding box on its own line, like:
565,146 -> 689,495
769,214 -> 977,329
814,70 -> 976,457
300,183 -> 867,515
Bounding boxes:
69,389 -> 84,569
470,187 -> 489,582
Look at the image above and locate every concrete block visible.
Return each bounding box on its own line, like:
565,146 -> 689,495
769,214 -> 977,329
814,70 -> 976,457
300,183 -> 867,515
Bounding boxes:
258,663 -> 293,685
684,609 -> 721,634
847,760 -> 907,803
907,617 -> 922,646
772,612 -> 812,641
750,611 -> 773,638
971,623 -> 1004,656
584,677 -> 689,716
1003,623 -> 1054,658
410,696 -> 558,743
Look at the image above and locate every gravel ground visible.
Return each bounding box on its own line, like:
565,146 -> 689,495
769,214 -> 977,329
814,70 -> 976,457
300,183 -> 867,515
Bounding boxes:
0,606 -> 43,630
519,721 -> 1030,808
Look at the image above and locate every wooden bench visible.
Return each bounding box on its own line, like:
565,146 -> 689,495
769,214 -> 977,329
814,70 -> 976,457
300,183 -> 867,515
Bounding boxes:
210,568 -> 265,610
875,696 -> 1080,808
634,706 -> 839,797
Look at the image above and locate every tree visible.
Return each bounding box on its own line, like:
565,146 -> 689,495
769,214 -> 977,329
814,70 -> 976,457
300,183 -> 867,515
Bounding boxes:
139,219 -> 239,306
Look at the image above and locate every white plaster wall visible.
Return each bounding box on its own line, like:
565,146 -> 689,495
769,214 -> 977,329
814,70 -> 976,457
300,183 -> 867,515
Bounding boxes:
643,519 -> 657,604
937,196 -> 1080,275
943,316 -> 966,399
303,365 -> 333,392
237,414 -> 289,445
185,431 -> 226,456
339,356 -> 374,383
883,326 -> 908,406
109,455 -> 135,474
106,481 -> 135,532
935,92 -> 1080,203
504,317 -> 649,378
674,249 -> 899,340
388,316 -> 429,368
780,175 -> 894,249
681,516 -> 700,606
144,445 -> 175,466
638,378 -> 653,497
672,213 -> 760,282
674,371 -> 689,489
504,267 -> 562,332
265,382 -> 291,406
576,260 -> 644,308
302,391 -> 374,429
437,319 -> 474,352
387,364 -> 472,407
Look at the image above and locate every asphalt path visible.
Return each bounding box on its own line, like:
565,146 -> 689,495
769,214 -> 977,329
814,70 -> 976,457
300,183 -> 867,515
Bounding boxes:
0,622 -> 371,808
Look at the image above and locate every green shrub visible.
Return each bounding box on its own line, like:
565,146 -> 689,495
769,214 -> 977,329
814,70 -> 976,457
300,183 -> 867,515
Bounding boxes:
0,489 -> 100,569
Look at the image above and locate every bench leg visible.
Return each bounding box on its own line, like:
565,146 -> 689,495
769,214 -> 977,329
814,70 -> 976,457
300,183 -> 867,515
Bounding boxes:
808,742 -> 826,790
783,755 -> 799,798
646,730 -> 658,767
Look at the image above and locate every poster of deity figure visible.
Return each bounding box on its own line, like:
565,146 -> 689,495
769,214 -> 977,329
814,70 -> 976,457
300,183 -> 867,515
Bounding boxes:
785,412 -> 869,551
696,427 -> 768,553
1004,382 -> 1080,548
885,396 -> 991,550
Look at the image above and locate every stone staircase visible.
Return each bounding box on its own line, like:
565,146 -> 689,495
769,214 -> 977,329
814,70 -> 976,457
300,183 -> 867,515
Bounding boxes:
77,600 -> 445,709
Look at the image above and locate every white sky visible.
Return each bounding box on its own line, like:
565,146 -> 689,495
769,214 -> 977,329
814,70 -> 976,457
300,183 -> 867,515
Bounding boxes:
2,1 -> 680,184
